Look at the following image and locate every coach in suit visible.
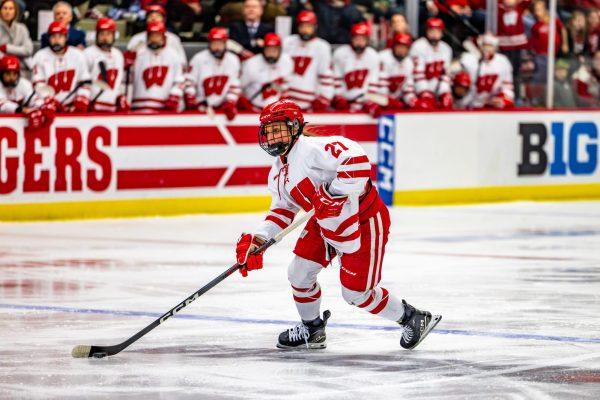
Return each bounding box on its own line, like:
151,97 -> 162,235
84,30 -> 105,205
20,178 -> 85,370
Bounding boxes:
228,0 -> 273,54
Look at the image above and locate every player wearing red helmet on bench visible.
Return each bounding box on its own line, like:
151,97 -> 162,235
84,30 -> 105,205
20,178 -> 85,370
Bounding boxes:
379,33 -> 419,111
451,70 -> 473,109
234,99 -> 441,350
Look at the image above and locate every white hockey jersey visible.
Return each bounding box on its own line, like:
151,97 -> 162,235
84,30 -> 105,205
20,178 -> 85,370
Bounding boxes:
84,45 -> 125,112
187,50 -> 241,107
131,46 -> 186,112
0,78 -> 41,113
32,46 -> 91,106
460,52 -> 514,109
332,45 -> 380,108
573,66 -> 600,107
409,37 -> 453,96
127,31 -> 187,63
378,49 -> 417,106
254,134 -> 372,254
282,35 -> 334,110
241,53 -> 293,109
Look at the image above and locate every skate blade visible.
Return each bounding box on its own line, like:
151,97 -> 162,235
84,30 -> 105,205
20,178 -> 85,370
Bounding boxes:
407,314 -> 442,350
276,342 -> 327,350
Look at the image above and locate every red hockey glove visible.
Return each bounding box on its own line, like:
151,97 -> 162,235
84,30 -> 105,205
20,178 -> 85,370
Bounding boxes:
331,95 -> 350,111
416,92 -> 436,110
41,97 -> 58,124
236,233 -> 265,277
123,50 -> 137,69
489,94 -> 514,109
222,100 -> 237,121
26,109 -> 44,130
312,184 -> 347,220
73,96 -> 89,113
387,96 -> 405,110
165,95 -> 181,111
363,101 -> 382,118
184,93 -> 198,110
236,95 -> 256,111
439,92 -> 453,110
311,95 -> 330,112
116,95 -> 130,111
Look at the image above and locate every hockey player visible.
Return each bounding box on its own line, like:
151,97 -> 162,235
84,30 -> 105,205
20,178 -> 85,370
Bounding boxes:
185,27 -> 240,120
573,50 -> 600,108
410,18 -> 453,110
234,99 -> 441,350
84,18 -> 129,113
32,21 -> 91,113
379,33 -> 418,111
282,11 -> 334,111
131,21 -> 186,112
331,22 -> 381,114
239,33 -> 293,111
0,55 -> 55,129
451,70 -> 473,109
460,33 -> 514,109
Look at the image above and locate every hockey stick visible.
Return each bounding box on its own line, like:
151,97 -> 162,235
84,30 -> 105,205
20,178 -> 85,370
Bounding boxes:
89,61 -> 109,109
72,209 -> 315,359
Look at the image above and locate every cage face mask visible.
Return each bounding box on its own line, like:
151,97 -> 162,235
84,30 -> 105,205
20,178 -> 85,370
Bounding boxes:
258,119 -> 302,156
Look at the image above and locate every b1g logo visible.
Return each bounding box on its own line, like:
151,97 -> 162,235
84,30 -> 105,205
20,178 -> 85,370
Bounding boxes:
518,122 -> 598,176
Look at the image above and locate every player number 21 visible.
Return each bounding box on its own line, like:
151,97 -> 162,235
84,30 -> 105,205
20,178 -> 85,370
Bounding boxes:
325,141 -> 348,158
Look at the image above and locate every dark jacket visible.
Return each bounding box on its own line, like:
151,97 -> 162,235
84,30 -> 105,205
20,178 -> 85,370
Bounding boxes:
312,0 -> 364,44
228,20 -> 273,54
41,25 -> 86,48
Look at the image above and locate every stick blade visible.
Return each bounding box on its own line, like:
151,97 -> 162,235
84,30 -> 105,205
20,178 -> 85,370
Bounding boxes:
71,345 -> 91,358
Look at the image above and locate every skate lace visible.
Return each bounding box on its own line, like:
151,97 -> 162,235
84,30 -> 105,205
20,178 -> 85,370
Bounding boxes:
288,323 -> 310,348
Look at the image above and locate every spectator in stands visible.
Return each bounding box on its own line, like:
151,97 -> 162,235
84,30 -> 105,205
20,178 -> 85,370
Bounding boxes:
551,58 -> 576,108
142,0 -> 202,35
126,4 -> 186,66
309,0 -> 364,45
586,9 -> 600,55
566,9 -> 589,60
229,0 -> 274,54
573,49 -> 600,107
0,0 -> 32,71
385,13 -> 411,48
40,2 -> 86,49
530,0 -> 569,83
497,0 -> 531,103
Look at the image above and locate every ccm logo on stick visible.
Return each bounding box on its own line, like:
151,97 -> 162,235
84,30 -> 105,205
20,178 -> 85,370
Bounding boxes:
0,126 -> 112,194
518,122 -> 598,176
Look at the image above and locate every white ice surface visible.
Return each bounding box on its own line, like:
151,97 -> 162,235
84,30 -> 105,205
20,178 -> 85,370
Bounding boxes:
1,202 -> 600,399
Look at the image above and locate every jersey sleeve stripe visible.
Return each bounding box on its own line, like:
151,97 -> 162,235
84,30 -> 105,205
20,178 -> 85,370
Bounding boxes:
342,156 -> 370,166
272,208 -> 296,220
337,170 -> 371,179
265,215 -> 289,229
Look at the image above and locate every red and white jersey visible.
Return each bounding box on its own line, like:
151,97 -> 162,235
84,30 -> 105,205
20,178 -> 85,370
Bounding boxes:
187,50 -> 241,107
254,134 -> 372,254
0,78 -> 41,113
460,52 -> 514,109
241,53 -> 293,109
32,46 -> 91,106
410,37 -> 453,96
332,45 -> 380,107
131,46 -> 186,112
573,66 -> 600,106
378,49 -> 417,105
282,35 -> 334,109
127,31 -> 187,63
84,45 -> 125,112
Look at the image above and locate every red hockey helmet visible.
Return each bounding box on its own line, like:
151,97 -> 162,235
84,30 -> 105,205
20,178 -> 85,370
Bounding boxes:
259,99 -> 305,156
145,4 -> 166,17
264,32 -> 282,47
147,20 -> 167,34
391,32 -> 412,47
453,71 -> 471,88
96,17 -> 117,32
426,17 -> 445,31
208,27 -> 229,41
47,21 -> 68,36
0,55 -> 20,72
351,22 -> 370,37
297,10 -> 317,25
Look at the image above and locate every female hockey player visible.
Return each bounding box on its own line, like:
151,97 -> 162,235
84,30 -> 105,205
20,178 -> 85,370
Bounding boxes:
235,99 -> 441,349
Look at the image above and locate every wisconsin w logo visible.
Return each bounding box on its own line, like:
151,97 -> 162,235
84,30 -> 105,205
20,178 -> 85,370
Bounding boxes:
98,69 -> 119,89
344,69 -> 368,89
476,74 -> 499,93
48,70 -> 75,93
388,76 -> 406,93
292,56 -> 312,76
203,75 -> 229,96
143,66 -> 169,88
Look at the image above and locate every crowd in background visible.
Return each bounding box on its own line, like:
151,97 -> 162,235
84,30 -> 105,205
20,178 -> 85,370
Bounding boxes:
1,0 -> 600,128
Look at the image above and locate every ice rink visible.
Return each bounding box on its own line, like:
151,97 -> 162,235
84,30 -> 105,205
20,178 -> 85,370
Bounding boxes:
1,201 -> 599,399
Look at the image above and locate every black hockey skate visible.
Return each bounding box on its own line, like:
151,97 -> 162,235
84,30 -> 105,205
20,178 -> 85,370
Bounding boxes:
398,300 -> 442,350
277,310 -> 331,350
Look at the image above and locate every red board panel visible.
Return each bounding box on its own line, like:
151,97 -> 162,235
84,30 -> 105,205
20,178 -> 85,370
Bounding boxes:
118,126 -> 226,146
117,168 -> 227,189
